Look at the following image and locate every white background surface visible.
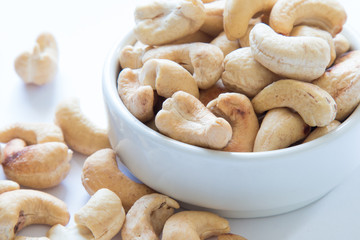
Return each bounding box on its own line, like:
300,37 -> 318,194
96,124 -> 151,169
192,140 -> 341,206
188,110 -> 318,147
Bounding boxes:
1,0 -> 360,239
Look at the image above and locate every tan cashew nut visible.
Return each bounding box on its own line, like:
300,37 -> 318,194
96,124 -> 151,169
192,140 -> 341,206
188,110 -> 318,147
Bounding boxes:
121,193 -> 180,240
2,138 -> 72,189
81,148 -> 155,212
14,32 -> 58,85
134,0 -> 205,45
142,42 -> 224,89
304,120 -> 340,143
207,93 -> 259,152
238,17 -> 261,48
253,108 -> 310,152
334,33 -> 350,57
0,180 -> 20,194
155,91 -> 232,149
210,31 -> 240,57
139,59 -> 199,98
0,189 -> 69,240
251,79 -> 337,127
269,0 -> 347,37
47,224 -> 94,240
250,23 -> 331,82
224,0 -> 277,40
200,0 -> 225,37
162,211 -> 231,240
119,44 -> 152,69
222,47 -> 279,98
55,98 -> 111,155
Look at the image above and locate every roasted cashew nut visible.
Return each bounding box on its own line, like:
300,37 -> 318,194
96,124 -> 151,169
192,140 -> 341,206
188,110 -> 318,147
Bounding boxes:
334,33 -> 350,57
0,189 -> 69,240
155,91 -> 232,149
251,79 -> 337,127
269,0 -> 347,37
14,32 -> 58,85
121,193 -> 180,240
134,0 -> 205,45
304,120 -> 340,143
0,180 -> 20,195
200,0 -> 225,37
142,42 -> 224,89
250,23 -> 331,81
253,108 -> 310,152
207,93 -> 259,152
162,211 -> 231,240
54,98 -> 111,155
210,31 -> 240,57
217,233 -> 248,240
81,148 -> 155,212
2,138 -> 72,189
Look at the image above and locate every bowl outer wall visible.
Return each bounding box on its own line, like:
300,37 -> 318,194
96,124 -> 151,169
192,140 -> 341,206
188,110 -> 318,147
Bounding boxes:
102,27 -> 360,218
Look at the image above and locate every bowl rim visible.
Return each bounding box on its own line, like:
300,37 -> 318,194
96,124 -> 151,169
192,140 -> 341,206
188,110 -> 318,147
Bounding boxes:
102,25 -> 360,163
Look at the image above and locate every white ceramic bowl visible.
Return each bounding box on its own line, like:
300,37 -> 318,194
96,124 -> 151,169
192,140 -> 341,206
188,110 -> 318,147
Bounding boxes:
102,26 -> 360,218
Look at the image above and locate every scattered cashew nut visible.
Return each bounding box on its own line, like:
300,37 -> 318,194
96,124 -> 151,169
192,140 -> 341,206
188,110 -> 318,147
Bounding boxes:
304,120 -> 341,143
0,180 -> 20,195
210,31 -> 240,57
334,33 -> 351,57
200,0 -> 225,37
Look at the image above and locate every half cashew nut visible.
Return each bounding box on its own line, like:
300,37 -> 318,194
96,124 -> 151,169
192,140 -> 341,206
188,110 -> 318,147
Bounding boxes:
0,180 -> 20,195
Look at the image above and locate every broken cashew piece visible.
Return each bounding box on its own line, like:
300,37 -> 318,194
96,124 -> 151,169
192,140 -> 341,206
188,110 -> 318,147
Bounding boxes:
121,193 -> 180,240
269,0 -> 347,37
207,93 -> 259,152
14,32 -> 58,85
210,31 -> 240,57
334,33 -> 350,57
200,0 -> 225,37
0,180 -> 20,195
217,233 -> 248,240
251,79 -> 337,127
162,211 -> 231,240
250,23 -> 331,81
55,98 -> 111,155
155,91 -> 232,149
253,108 -> 310,152
81,148 -> 155,212
304,120 -> 341,143
134,0 -> 205,45
2,138 -> 72,189
0,189 -> 69,240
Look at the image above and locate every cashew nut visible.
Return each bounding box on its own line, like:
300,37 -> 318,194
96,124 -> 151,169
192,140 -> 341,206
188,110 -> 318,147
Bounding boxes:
0,180 -> 20,195
250,23 -> 331,81
238,17 -> 261,48
199,80 -> 227,106
207,93 -> 259,152
217,233 -> 248,240
139,59 -> 199,98
54,98 -> 111,155
313,50 -> 360,121
0,189 -> 69,240
155,91 -> 232,149
304,120 -> 340,143
253,108 -> 310,152
119,44 -> 152,69
121,193 -> 180,240
74,188 -> 125,240
251,79 -> 337,127
222,47 -> 279,98
14,32 -> 58,85
210,31 -> 240,57
81,148 -> 155,212
0,122 -> 64,145
334,33 -> 350,57
117,68 -> 155,122
269,0 -> 347,37
200,0 -> 225,37
143,43 -> 224,89
224,0 -> 277,40
2,138 -> 72,189
134,0 -> 205,45
47,224 -> 94,240
162,211 -> 231,240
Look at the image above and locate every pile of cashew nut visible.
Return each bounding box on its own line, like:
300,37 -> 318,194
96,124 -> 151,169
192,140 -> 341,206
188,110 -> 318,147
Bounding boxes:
117,0 -> 360,152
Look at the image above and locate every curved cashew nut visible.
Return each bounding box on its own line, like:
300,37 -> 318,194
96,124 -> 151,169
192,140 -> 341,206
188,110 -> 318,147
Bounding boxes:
0,122 -> 64,145
304,120 -> 340,143
2,138 -> 72,189
250,23 -> 331,81
139,59 -> 199,98
210,31 -> 240,57
74,188 -> 125,240
313,50 -> 360,121
55,98 -> 111,155
0,180 -> 20,194
224,0 -> 277,40
199,80 -> 227,106
155,91 -> 232,149
117,68 -> 155,122
207,93 -> 259,152
121,193 -> 180,240
222,47 -> 279,98
14,32 -> 58,85
0,189 -> 69,240
251,79 -> 337,127
269,0 -> 347,37
217,233 -> 248,240
200,0 -> 225,37
334,33 -> 350,57
162,211 -> 231,240
253,108 -> 310,152
134,0 -> 205,45
81,148 -> 155,212
142,42 -> 224,89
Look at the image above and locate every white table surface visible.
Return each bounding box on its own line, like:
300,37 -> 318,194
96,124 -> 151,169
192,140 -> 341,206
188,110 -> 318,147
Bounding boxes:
1,0 -> 360,239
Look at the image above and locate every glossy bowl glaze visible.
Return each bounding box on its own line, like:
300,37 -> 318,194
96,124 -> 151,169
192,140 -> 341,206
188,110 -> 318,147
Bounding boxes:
102,26 -> 360,218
